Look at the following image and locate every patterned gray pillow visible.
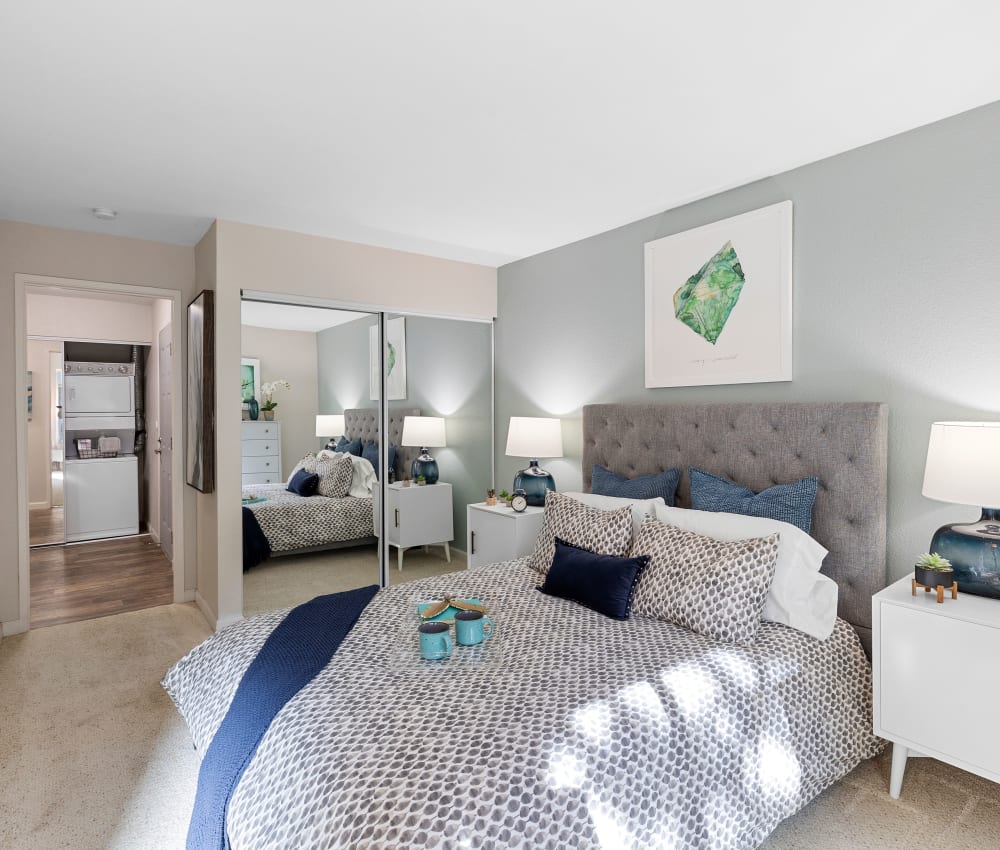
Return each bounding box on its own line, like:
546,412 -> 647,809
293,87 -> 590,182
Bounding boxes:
527,491 -> 633,576
630,517 -> 780,644
316,452 -> 354,498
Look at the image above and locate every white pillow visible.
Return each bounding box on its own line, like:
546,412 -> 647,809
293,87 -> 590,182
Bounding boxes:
653,504 -> 837,640
347,454 -> 377,498
564,492 -> 665,538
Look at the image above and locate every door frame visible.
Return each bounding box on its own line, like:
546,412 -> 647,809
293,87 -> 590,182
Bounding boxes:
11,273 -> 187,634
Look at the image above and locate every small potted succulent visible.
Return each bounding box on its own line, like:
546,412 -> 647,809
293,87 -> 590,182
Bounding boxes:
499,489 -> 511,507
915,552 -> 954,588
417,474 -> 427,486
486,488 -> 497,506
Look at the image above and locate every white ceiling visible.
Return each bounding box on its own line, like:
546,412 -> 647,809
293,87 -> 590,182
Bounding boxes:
2,2 -> 999,267
241,300 -> 369,332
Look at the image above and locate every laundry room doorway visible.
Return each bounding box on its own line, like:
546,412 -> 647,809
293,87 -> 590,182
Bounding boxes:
14,275 -> 188,632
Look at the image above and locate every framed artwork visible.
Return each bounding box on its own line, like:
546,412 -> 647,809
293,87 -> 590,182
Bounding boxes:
241,357 -> 260,403
186,290 -> 215,493
644,200 -> 793,388
369,316 -> 407,400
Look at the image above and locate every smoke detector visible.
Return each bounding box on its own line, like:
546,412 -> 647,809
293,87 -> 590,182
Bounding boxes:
92,207 -> 118,221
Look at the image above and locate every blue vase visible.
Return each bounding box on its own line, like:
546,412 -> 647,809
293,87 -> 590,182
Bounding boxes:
513,460 -> 555,507
929,508 -> 1000,599
248,398 -> 260,420
410,450 -> 439,484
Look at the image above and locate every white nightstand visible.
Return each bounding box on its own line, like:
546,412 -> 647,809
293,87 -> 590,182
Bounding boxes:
873,575 -> 1000,798
381,482 -> 453,571
466,502 -> 544,569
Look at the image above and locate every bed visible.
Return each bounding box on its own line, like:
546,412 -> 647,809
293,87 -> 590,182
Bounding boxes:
242,407 -> 420,560
170,401 -> 889,849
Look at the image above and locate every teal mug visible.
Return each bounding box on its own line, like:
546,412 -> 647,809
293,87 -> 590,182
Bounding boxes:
418,621 -> 452,660
455,610 -> 495,646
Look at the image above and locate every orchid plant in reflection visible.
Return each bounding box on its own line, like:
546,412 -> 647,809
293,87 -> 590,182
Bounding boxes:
260,379 -> 291,411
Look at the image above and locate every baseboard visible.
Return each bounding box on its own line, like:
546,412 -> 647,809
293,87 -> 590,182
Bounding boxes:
29,500 -> 49,511
194,592 -> 217,631
1,616 -> 30,637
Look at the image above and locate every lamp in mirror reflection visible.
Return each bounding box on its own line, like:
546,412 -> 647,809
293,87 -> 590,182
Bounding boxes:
922,421 -> 1000,599
506,416 -> 563,506
402,416 -> 446,484
316,414 -> 346,451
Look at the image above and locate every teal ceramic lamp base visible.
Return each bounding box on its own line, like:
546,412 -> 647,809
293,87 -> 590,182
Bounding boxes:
929,508 -> 1000,599
411,450 -> 439,485
513,460 -> 555,507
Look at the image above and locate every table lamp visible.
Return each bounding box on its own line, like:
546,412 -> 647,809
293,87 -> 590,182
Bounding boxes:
401,416 -> 446,484
316,414 -> 345,451
922,421 -> 1000,599
506,416 -> 563,506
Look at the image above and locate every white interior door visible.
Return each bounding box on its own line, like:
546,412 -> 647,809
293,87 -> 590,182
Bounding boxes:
158,324 -> 173,560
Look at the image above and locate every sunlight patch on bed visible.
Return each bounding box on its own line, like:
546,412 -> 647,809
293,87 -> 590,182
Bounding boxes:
621,681 -> 670,725
547,748 -> 586,790
745,735 -> 802,802
572,700 -> 613,745
709,648 -> 757,690
587,796 -> 637,850
662,664 -> 719,719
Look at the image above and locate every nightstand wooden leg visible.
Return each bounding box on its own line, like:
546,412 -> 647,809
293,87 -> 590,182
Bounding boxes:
443,542 -> 451,563
889,743 -> 908,799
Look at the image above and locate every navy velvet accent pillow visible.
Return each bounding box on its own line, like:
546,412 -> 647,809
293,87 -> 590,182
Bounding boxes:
287,468 -> 319,497
361,441 -> 397,480
592,464 -> 681,505
539,539 -> 650,620
335,437 -> 363,457
689,467 -> 819,533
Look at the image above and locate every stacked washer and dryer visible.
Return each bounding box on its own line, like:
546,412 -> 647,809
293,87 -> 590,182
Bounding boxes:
63,361 -> 140,542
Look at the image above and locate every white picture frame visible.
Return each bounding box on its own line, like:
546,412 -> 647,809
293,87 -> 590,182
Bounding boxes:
644,200 -> 793,388
369,317 -> 407,400
241,357 -> 261,403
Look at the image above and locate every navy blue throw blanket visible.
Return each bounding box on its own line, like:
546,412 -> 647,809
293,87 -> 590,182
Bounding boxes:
241,507 -> 271,572
187,584 -> 380,850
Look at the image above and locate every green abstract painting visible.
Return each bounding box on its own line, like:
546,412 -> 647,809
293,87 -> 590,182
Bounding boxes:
673,240 -> 745,344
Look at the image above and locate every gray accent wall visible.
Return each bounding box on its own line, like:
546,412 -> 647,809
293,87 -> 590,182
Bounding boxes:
496,100 -> 1000,586
317,314 -> 494,550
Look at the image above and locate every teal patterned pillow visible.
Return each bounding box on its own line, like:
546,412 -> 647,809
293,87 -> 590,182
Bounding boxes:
689,467 -> 818,533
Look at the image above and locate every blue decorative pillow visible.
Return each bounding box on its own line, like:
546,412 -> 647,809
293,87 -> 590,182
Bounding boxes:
286,468 -> 319,497
689,467 -> 819,533
592,464 -> 681,506
361,441 -> 397,480
335,437 -> 363,457
539,539 -> 650,620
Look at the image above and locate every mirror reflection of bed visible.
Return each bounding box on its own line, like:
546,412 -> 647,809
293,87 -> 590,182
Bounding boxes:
240,299 -> 493,617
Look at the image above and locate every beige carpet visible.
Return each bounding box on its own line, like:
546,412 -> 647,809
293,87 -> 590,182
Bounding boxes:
3,601 -> 999,849
243,544 -> 464,617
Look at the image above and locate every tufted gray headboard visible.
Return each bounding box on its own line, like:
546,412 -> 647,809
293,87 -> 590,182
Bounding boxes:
582,402 -> 888,656
344,407 -> 421,479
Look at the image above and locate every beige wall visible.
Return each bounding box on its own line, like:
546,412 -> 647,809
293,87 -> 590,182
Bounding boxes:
27,291 -> 154,343
0,219 -> 198,628
241,326 -> 319,478
26,340 -> 60,507
220,220 -> 498,320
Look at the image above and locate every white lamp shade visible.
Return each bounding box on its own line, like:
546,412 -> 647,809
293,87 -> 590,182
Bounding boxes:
922,421 -> 1000,507
316,414 -> 345,438
401,416 -> 446,448
505,416 -> 563,459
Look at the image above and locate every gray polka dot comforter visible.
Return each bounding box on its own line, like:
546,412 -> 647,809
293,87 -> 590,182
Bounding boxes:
164,560 -> 882,850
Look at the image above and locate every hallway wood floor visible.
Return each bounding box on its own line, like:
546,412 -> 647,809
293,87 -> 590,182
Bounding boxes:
30,535 -> 173,629
29,506 -> 64,546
